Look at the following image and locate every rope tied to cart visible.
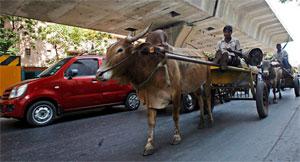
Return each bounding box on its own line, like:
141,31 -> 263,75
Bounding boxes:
97,44 -> 172,89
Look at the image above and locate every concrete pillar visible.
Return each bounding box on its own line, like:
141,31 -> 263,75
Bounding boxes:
157,22 -> 193,47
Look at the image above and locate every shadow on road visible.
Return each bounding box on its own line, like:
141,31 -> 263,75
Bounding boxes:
0,106 -> 136,131
54,106 -> 129,124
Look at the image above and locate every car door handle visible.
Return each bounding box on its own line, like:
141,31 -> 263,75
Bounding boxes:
91,79 -> 98,83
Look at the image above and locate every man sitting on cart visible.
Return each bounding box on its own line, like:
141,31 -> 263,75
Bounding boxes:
213,25 -> 243,67
272,43 -> 292,73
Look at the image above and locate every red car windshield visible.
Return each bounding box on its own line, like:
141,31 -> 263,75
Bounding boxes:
38,57 -> 72,78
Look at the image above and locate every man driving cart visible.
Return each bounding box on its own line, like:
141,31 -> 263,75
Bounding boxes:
213,25 -> 243,67
272,43 -> 292,73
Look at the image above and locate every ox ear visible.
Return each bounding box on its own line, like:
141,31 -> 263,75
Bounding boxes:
126,23 -> 152,43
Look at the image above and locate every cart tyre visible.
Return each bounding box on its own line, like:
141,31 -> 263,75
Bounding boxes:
293,78 -> 300,97
256,80 -> 269,119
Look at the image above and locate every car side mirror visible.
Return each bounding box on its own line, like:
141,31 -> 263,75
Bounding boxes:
67,69 -> 78,79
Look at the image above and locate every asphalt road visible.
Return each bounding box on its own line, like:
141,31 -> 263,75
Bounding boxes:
1,89 -> 299,161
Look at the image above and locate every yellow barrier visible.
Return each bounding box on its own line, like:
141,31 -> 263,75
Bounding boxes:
0,55 -> 21,96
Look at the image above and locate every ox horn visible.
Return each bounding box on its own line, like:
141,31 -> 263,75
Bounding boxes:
126,23 -> 152,43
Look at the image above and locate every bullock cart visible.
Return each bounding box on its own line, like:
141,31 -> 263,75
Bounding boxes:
280,68 -> 300,97
209,65 -> 268,118
150,48 -> 270,119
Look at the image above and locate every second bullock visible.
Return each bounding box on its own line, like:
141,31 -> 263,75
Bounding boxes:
97,26 -> 213,155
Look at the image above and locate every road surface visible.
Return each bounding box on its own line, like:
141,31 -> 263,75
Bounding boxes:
1,89 -> 299,161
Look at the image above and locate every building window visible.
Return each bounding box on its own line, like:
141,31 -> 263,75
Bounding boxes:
25,48 -> 31,55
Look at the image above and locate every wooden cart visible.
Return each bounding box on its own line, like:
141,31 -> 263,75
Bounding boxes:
280,69 -> 300,97
210,66 -> 269,118
166,52 -> 269,118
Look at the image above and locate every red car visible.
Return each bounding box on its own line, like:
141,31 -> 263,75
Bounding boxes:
0,56 -> 140,126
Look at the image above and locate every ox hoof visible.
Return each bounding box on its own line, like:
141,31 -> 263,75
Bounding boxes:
143,144 -> 155,156
171,135 -> 181,145
273,100 -> 278,104
143,148 -> 155,156
208,122 -> 214,128
198,123 -> 205,129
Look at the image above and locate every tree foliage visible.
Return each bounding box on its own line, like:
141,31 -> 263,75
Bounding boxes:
0,16 -> 39,55
38,23 -> 112,60
1,15 -> 112,60
0,25 -> 18,55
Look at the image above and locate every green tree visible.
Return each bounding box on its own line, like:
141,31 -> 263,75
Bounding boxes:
83,29 -> 112,54
1,15 -> 112,61
39,23 -> 112,61
39,24 -> 70,60
0,16 -> 39,55
0,26 -> 18,55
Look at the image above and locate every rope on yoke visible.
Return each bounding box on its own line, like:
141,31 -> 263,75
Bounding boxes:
99,45 -> 172,90
99,45 -> 212,90
97,53 -> 134,77
136,54 -> 171,89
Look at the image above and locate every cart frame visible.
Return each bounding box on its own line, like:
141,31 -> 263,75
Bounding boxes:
165,52 -> 269,118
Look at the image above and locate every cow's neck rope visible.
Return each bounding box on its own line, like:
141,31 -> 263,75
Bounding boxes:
103,47 -> 207,90
100,49 -> 169,90
135,56 -> 169,89
134,47 -> 207,89
99,54 -> 134,76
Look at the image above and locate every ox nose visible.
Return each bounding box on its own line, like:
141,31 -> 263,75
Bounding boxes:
96,69 -> 107,81
263,71 -> 269,77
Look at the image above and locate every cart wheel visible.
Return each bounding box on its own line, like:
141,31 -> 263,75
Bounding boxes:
293,78 -> 300,97
256,80 -> 269,119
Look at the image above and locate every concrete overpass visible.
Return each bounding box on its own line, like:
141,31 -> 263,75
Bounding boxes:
0,0 -> 292,53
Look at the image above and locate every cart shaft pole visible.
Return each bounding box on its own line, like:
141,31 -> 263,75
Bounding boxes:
166,53 -> 253,73
166,53 -> 219,66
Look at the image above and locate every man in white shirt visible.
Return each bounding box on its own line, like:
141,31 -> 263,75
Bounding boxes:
213,25 -> 242,67
273,44 -> 291,72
